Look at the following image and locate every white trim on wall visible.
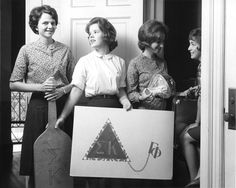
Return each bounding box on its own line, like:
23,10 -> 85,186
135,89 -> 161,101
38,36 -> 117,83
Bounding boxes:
201,0 -> 225,187
144,0 -> 164,22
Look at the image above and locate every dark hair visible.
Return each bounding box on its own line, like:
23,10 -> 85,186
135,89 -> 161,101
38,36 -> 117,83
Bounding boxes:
29,5 -> 58,34
189,28 -> 201,47
85,17 -> 118,52
138,20 -> 168,51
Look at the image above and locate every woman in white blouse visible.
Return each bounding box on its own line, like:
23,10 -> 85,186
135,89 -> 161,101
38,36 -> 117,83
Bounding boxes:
55,16 -> 131,188
55,17 -> 131,127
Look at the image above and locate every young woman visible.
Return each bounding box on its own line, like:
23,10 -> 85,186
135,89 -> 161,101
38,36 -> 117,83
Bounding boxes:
55,17 -> 131,188
9,5 -> 75,188
126,19 -> 175,110
180,28 -> 201,187
55,17 -> 131,128
125,19 -> 175,188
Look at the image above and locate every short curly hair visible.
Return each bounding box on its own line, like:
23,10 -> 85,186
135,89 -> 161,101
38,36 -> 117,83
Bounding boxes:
29,5 -> 58,34
138,20 -> 168,51
85,17 -> 118,52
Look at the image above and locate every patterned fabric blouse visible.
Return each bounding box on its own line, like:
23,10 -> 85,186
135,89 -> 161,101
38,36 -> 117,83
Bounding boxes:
10,40 -> 76,87
71,51 -> 126,97
126,53 -> 168,103
197,63 -> 201,86
186,63 -> 201,98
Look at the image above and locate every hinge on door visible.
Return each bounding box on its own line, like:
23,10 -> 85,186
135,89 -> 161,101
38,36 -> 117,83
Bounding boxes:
224,88 -> 236,130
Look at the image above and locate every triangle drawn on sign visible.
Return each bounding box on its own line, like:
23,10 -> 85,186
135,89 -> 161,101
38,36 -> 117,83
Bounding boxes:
83,119 -> 130,162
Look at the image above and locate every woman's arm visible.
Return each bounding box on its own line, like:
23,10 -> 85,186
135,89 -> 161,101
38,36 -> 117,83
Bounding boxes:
126,61 -> 142,102
9,77 -> 56,93
55,86 -> 83,128
195,96 -> 201,124
117,88 -> 132,110
46,49 -> 76,101
126,60 -> 151,103
44,83 -> 73,101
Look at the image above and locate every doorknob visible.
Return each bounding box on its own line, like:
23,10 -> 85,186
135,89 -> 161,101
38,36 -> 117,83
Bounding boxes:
224,88 -> 236,130
224,112 -> 234,122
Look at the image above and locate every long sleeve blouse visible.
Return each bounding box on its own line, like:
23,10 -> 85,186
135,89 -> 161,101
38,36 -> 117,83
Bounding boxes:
127,53 -> 168,103
10,40 -> 76,87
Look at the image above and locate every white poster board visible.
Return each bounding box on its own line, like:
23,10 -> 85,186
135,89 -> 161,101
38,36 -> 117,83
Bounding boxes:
70,106 -> 174,180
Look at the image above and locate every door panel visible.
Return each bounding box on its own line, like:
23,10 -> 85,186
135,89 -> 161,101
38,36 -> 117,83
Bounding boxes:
26,0 -> 143,64
224,0 -> 236,187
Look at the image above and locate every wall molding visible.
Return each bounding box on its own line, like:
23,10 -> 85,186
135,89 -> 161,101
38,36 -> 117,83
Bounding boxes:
201,0 -> 225,187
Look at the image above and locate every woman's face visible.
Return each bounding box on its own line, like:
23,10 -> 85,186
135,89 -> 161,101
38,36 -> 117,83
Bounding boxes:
188,39 -> 201,60
37,13 -> 57,39
88,23 -> 106,49
147,31 -> 165,57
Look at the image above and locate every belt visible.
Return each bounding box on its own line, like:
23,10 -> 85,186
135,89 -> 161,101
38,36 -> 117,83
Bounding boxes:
88,95 -> 117,99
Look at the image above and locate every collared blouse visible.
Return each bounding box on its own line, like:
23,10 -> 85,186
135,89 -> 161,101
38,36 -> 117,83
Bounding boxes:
71,51 -> 126,97
10,39 -> 76,87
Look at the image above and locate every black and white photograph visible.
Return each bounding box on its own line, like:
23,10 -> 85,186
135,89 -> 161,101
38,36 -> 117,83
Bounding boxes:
0,0 -> 235,188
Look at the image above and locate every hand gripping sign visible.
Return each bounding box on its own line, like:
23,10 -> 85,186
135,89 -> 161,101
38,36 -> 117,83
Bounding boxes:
70,107 -> 174,180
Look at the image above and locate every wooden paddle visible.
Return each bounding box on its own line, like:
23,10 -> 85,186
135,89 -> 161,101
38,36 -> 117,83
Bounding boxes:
34,100 -> 73,188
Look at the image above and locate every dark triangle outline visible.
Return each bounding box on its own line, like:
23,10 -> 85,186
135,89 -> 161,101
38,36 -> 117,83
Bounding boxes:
83,118 -> 130,162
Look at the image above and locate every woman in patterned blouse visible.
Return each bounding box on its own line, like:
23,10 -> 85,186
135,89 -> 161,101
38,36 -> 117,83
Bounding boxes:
126,19 -> 175,110
9,5 -> 76,188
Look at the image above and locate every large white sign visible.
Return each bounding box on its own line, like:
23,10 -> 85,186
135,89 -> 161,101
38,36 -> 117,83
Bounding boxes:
70,106 -> 174,180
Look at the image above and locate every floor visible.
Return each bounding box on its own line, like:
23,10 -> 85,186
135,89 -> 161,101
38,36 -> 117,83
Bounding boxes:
0,152 -> 25,188
0,150 -> 197,188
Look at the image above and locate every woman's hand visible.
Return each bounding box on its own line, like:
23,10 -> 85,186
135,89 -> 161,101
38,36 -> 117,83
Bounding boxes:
150,86 -> 169,98
117,88 -> 132,111
177,89 -> 189,97
122,99 -> 132,111
55,117 -> 65,129
139,88 -> 152,100
41,77 -> 57,92
178,86 -> 200,97
45,87 -> 64,101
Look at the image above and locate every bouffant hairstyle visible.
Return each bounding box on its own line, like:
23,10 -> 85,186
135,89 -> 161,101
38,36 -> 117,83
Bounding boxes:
85,17 -> 118,52
138,20 -> 168,51
189,28 -> 201,49
29,5 -> 58,34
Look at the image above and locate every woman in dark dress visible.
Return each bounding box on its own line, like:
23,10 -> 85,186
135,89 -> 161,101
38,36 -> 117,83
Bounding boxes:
9,5 -> 76,188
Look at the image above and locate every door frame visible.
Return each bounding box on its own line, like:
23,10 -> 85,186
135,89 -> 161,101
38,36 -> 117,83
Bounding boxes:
201,0 -> 225,187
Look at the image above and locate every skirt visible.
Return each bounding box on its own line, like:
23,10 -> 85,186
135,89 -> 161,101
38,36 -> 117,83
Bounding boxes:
85,95 -> 122,108
19,92 -> 73,175
188,125 -> 200,142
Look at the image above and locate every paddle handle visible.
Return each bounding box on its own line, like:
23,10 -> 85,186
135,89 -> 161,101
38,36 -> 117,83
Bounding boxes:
48,101 -> 57,128
46,76 -> 57,128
